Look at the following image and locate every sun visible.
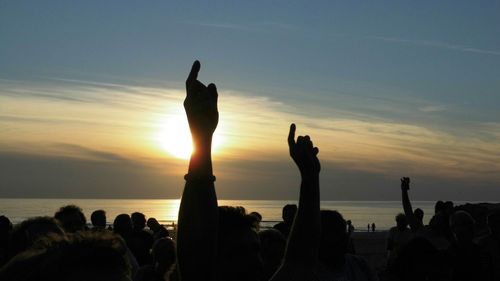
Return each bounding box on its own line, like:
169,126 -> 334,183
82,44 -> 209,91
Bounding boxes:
155,112 -> 224,159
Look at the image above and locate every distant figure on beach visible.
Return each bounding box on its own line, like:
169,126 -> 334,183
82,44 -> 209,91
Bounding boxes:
371,223 -> 376,232
90,209 -> 107,230
367,223 -> 370,232
273,204 -> 297,238
347,220 -> 355,235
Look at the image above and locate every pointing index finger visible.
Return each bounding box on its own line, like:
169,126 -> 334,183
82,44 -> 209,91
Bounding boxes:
186,60 -> 201,85
288,123 -> 296,148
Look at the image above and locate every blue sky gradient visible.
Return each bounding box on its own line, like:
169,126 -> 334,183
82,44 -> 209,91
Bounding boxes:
1,1 -> 499,199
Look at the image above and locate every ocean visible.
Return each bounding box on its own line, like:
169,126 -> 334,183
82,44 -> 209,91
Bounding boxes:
0,198 -> 454,230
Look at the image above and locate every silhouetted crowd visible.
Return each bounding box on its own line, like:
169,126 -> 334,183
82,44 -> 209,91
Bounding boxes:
1,61 -> 499,281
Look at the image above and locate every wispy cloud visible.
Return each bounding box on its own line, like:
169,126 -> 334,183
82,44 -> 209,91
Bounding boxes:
418,105 -> 447,113
1,78 -> 499,185
368,35 -> 500,56
181,20 -> 296,33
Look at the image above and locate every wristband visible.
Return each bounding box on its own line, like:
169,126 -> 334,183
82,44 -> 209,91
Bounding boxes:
184,173 -> 216,183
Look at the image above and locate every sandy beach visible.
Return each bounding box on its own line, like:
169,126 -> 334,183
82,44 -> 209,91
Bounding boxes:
352,231 -> 388,272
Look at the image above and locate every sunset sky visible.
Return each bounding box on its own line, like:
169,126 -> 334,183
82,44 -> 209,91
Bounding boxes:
1,1 -> 499,200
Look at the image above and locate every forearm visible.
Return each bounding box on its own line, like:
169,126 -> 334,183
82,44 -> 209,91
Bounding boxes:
284,173 -> 320,263
401,190 -> 413,216
401,190 -> 420,230
188,136 -> 213,176
177,138 -> 218,281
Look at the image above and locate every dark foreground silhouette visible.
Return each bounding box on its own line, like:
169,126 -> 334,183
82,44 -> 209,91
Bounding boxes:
1,61 -> 499,281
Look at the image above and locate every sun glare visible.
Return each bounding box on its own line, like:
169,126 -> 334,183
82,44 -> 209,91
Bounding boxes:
155,111 -> 224,159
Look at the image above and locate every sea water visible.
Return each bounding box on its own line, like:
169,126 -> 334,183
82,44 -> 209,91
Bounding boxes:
0,198 -> 455,230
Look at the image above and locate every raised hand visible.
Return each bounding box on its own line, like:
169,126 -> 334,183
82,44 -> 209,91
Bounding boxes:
401,177 -> 410,191
184,60 -> 219,139
287,123 -> 321,176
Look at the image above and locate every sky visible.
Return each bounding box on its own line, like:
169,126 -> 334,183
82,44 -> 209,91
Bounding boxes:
1,1 -> 499,200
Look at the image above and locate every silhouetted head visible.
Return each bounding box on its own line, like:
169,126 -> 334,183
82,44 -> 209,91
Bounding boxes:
434,201 -> 445,214
249,212 -> 262,231
487,210 -> 500,239
319,210 -> 348,268
258,229 -> 286,281
147,218 -> 160,231
414,208 -> 424,223
216,206 -> 262,281
9,216 -> 65,259
0,230 -> 131,281
0,215 -> 12,238
282,204 -> 297,225
396,213 -> 408,230
90,210 -> 106,229
54,205 -> 86,233
444,201 -> 454,216
450,210 -> 475,243
395,237 -> 440,281
113,214 -> 133,239
152,237 -> 176,275
131,212 -> 146,231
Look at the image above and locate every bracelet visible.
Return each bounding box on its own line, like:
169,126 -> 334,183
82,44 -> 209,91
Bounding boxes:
184,173 -> 216,183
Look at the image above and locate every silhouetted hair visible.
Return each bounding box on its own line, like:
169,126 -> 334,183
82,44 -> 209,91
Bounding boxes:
395,213 -> 408,231
54,205 -> 86,233
0,230 -> 131,281
282,204 -> 297,224
218,206 -> 254,234
414,208 -> 424,222
147,218 -> 159,229
113,214 -> 133,238
90,210 -> 106,228
248,212 -> 262,231
9,216 -> 65,258
0,216 -> 12,233
131,212 -> 146,230
434,201 -> 445,214
249,211 -> 262,221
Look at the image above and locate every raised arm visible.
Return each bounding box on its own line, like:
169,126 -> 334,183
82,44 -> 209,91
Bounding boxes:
400,177 -> 422,231
271,124 -> 321,281
177,61 -> 219,281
